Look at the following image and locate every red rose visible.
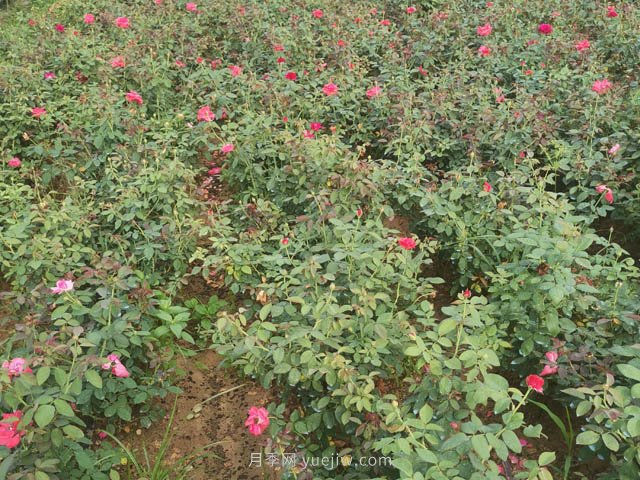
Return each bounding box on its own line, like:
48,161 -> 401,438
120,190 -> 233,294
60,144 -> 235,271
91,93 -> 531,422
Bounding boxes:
538,23 -> 553,35
398,237 -> 416,250
525,374 -> 544,393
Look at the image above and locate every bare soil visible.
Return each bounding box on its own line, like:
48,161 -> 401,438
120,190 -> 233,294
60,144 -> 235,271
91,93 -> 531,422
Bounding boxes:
123,349 -> 274,480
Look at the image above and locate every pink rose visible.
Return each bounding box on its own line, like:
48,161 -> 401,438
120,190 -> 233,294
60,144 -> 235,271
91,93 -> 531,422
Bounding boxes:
366,85 -> 382,98
245,406 -> 269,436
607,6 -> 618,18
2,358 -> 32,378
31,107 -> 46,119
102,354 -> 130,378
228,65 -> 242,77
8,157 -> 21,168
303,130 -> 315,139
112,363 -> 130,378
478,45 -> 491,57
44,71 -> 56,80
545,351 -> 558,363
310,122 -> 323,132
285,71 -> 297,81
476,23 -> 492,36
483,181 -> 492,192
55,23 -> 65,33
406,6 -> 416,14
540,365 -> 559,376
220,143 -> 234,153
592,79 -> 612,94
312,9 -> 323,19
322,83 -> 338,96
50,279 -> 74,294
575,39 -> 590,51
538,23 -> 553,35
110,56 -> 126,68
125,91 -> 143,104
197,105 -> 215,122
84,14 -> 95,24
186,2 -> 197,12
115,17 -> 130,28
608,144 -> 620,155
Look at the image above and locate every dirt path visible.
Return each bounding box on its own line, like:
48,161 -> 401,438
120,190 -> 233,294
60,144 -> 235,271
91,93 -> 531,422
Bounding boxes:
124,349 -> 275,480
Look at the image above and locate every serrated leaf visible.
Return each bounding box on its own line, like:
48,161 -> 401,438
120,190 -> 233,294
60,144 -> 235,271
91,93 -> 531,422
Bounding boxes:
53,399 -> 74,417
502,430 -> 522,453
36,367 -> 51,385
438,318 -> 457,336
404,345 -> 422,356
419,404 -> 433,423
34,405 -> 55,428
391,457 -> 413,476
471,434 -> 491,460
85,370 -> 103,389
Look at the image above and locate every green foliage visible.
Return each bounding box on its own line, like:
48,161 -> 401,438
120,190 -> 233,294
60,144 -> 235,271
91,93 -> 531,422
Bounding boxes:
0,0 -> 639,478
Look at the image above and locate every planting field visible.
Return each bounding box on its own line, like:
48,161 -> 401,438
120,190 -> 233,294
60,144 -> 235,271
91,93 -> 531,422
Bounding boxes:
0,0 -> 639,479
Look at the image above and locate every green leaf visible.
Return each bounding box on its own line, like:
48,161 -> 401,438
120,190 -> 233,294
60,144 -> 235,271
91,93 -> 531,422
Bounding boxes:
51,428 -> 63,447
486,433 -> 508,461
117,405 -> 132,422
62,425 -> 84,440
576,400 -> 592,417
273,348 -> 285,364
438,318 -> 457,336
75,450 -> 93,469
576,431 -> 600,445
538,451 -> 556,466
618,364 -> 640,382
0,453 -> 16,479
34,405 -> 56,428
35,471 -> 49,480
53,368 -> 67,387
85,370 -> 103,389
419,404 -> 433,423
416,448 -> 438,464
548,287 -> 564,304
404,345 -> 422,357
442,432 -> 467,450
259,303 -> 271,321
391,457 -> 413,476
471,434 -> 491,460
502,430 -> 522,453
36,367 -> 51,385
53,399 -> 75,417
288,368 -> 301,385
602,433 -> 619,452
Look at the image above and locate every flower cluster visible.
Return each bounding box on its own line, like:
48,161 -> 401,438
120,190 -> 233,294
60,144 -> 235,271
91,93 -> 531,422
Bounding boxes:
101,354 -> 130,378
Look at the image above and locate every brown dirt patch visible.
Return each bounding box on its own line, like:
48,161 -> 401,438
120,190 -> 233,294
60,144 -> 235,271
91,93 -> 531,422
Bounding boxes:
122,349 -> 274,480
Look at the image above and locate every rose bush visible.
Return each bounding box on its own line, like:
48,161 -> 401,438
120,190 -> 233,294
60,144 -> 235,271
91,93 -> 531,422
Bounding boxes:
0,0 -> 639,478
